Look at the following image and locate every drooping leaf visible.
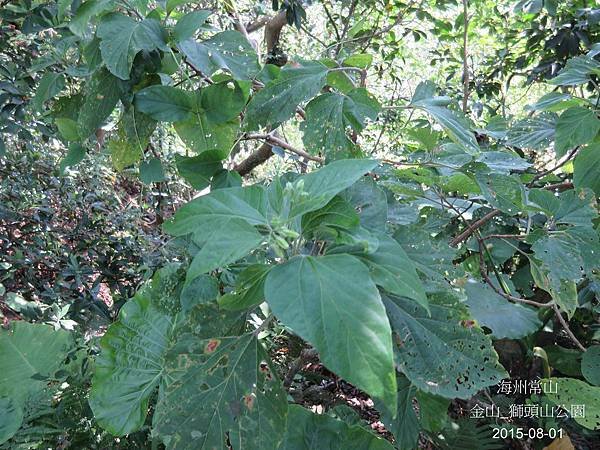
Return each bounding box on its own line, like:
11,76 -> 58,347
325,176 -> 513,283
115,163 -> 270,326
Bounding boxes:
289,159 -> 378,218
174,115 -> 238,155
355,233 -> 428,310
529,256 -> 577,318
265,254 -> 397,412
281,404 -> 394,450
135,85 -> 194,122
383,293 -> 507,398
543,378 -> 600,430
68,0 -> 114,37
244,61 -> 329,129
163,185 -> 268,236
110,108 -> 156,171
574,144 -> 600,195
32,73 -> 65,112
77,68 -> 121,138
0,396 -> 22,445
59,143 -> 86,174
464,279 -> 542,339
300,88 -> 380,158
554,107 -> 600,157
186,218 -> 264,283
178,31 -> 260,80
173,10 -> 212,43
175,151 -> 223,190
200,80 -> 248,124
476,172 -> 525,214
416,390 -> 450,432
378,376 -> 420,450
218,264 -> 271,311
97,13 -> 167,80
139,158 -> 165,184
505,113 -> 557,150
154,333 -> 288,449
89,271 -> 181,436
342,177 -> 388,232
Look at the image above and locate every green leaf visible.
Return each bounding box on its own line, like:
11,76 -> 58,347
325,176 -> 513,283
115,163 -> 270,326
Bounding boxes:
582,346 -> 600,386
574,144 -> 600,195
476,172 -> 525,214
411,82 -> 479,154
416,391 -> 450,432
245,61 -> 329,129
554,107 -> 600,157
289,159 -> 378,218
378,376 -> 420,450
178,31 -> 260,80
343,178 -> 388,231
109,108 -> 156,171
139,158 -> 165,184
0,322 -> 73,443
301,195 -> 359,238
69,0 -> 114,37
543,378 -> 600,430
528,188 -> 597,227
55,118 -> 79,141
342,53 -> 373,69
33,73 -> 65,112
89,282 -> 179,436
135,85 -> 194,122
281,404 -> 394,450
154,333 -> 288,449
0,396 -> 22,445
186,218 -> 263,283
59,143 -> 86,174
464,280 -> 541,339
174,115 -> 238,155
218,264 -> 270,311
97,13 -> 167,80
163,185 -> 268,236
529,256 -> 577,318
506,113 -> 557,150
355,233 -> 428,310
300,88 -> 380,159
265,254 -> 397,412
179,274 -> 218,312
525,92 -> 580,112
548,56 -> 600,86
77,68 -> 121,138
173,10 -> 211,43
383,293 -> 507,398
175,151 -> 223,190
200,80 -> 248,124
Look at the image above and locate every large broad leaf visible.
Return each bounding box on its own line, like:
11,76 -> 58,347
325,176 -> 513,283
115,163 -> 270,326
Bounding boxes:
154,333 -> 288,449
574,144 -> 600,195
382,293 -> 507,398
178,31 -> 260,80
0,322 -> 73,444
89,279 -> 180,436
543,378 -> 600,430
163,185 -> 268,236
548,56 -> 600,86
505,113 -> 557,150
174,115 -> 238,155
301,195 -> 359,238
411,82 -> 479,154
355,233 -> 428,310
135,86 -> 194,122
218,264 -> 271,311
264,254 -> 397,412
68,0 -> 114,37
77,68 -> 121,138
529,256 -> 578,318
186,218 -> 264,283
172,10 -> 211,43
342,178 -> 388,232
281,405 -> 394,450
300,88 -> 380,159
554,107 -> 600,157
464,280 -> 541,339
244,61 -> 329,129
97,13 -> 167,80
289,159 -> 377,218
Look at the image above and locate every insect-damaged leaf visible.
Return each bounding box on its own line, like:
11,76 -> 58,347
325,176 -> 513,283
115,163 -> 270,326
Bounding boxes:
153,334 -> 288,449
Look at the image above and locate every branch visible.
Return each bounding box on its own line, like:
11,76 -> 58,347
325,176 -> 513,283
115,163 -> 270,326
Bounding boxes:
283,348 -> 319,388
552,305 -> 586,351
242,134 -> 324,163
234,140 -> 274,176
527,146 -> 580,187
450,209 -> 501,247
246,16 -> 272,33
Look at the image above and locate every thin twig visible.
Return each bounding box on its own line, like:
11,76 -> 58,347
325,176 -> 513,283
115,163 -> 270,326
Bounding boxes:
552,305 -> 586,351
283,348 -> 319,388
242,133 -> 324,163
253,314 -> 275,336
527,146 -> 580,187
450,209 -> 501,247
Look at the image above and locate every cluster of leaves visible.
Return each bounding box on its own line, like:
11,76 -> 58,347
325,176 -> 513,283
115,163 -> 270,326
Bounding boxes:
2,0 -> 600,449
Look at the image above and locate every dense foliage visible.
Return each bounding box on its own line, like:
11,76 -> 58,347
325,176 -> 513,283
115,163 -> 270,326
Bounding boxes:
1,0 -> 600,448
